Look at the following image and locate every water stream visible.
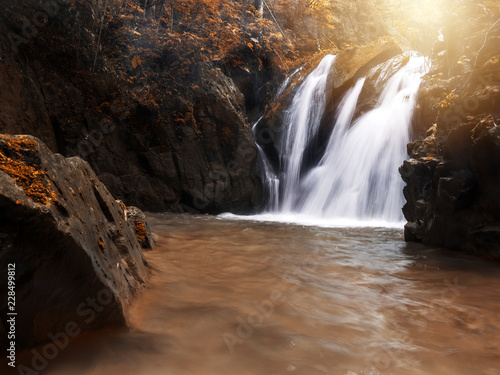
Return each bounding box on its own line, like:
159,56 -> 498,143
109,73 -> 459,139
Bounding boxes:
254,117 -> 280,211
299,56 -> 426,221
10,214 -> 499,375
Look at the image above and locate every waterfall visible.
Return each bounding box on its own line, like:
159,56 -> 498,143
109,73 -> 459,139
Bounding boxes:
278,54 -> 337,212
256,52 -> 428,225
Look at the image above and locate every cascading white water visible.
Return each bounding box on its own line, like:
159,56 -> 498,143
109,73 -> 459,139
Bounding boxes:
268,53 -> 428,224
253,118 -> 280,211
275,66 -> 303,100
256,143 -> 280,211
278,54 -> 337,212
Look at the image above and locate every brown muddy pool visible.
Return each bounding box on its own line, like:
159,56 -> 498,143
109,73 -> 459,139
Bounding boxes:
8,213 -> 500,375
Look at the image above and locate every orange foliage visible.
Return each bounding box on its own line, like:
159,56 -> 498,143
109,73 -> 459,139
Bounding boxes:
0,136 -> 56,206
134,221 -> 148,245
95,0 -> 334,86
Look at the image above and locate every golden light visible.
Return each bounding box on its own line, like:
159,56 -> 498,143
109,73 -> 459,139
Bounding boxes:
385,0 -> 446,24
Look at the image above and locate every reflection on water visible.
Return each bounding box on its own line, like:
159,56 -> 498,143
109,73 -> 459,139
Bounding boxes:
9,214 -> 500,374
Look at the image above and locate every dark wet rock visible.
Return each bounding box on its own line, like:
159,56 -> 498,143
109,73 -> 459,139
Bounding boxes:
158,63 -> 262,214
0,134 -> 150,351
400,157 -> 441,224
400,120 -> 500,259
401,13 -> 500,259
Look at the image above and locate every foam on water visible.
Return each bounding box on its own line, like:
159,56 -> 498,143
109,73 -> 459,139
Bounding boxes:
219,212 -> 405,229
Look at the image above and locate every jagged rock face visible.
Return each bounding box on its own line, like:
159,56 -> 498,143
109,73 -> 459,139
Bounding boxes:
400,119 -> 500,259
0,134 -> 151,351
94,63 -> 262,214
0,1 -> 261,214
0,45 -> 261,214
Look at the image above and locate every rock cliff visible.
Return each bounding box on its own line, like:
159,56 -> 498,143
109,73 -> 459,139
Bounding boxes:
0,0 -> 266,214
0,0 -> 394,214
400,10 -> 500,259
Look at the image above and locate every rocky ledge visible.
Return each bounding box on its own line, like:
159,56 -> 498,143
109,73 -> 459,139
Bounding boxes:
400,117 -> 500,259
0,134 -> 152,351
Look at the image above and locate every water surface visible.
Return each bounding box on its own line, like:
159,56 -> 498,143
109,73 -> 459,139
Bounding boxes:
11,214 -> 500,374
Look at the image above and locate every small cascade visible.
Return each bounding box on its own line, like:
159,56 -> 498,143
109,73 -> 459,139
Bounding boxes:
253,118 -> 280,211
258,53 -> 429,224
275,66 -> 303,100
256,143 -> 280,211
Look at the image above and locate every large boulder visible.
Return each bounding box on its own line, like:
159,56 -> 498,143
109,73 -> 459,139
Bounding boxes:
0,134 -> 151,351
